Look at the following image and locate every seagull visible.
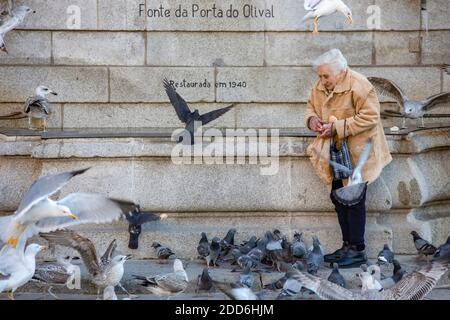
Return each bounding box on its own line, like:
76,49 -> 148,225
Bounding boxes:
368,77 -> 450,129
0,5 -> 33,53
33,256 -> 78,299
377,244 -> 395,265
314,139 -> 373,206
163,78 -> 234,145
289,248 -> 450,300
124,204 -> 164,250
410,231 -> 437,260
152,242 -> 175,259
0,243 -> 46,300
197,232 -> 210,260
40,230 -> 133,299
134,259 -> 188,297
23,86 -> 58,131
103,285 -> 118,300
302,0 -> 353,34
0,168 -> 137,249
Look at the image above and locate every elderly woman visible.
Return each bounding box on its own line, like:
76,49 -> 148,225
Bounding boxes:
305,49 -> 392,268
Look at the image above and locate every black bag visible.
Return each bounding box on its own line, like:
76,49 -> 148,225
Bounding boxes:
329,120 -> 353,180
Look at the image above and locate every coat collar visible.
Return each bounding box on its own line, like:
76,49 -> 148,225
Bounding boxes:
316,68 -> 352,94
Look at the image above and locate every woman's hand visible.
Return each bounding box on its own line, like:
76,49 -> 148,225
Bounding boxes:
319,123 -> 336,138
309,116 -> 324,133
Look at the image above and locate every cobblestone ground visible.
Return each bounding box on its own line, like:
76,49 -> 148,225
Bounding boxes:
2,255 -> 449,300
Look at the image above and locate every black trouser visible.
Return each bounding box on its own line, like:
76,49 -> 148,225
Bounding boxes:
330,180 -> 367,250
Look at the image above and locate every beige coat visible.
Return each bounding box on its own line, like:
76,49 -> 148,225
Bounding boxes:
304,68 -> 392,187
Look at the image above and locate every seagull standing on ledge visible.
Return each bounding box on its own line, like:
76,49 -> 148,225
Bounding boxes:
23,86 -> 58,132
302,0 -> 353,34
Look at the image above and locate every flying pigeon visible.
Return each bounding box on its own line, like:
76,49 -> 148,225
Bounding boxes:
302,0 -> 353,34
163,78 -> 234,145
368,77 -> 450,128
124,204 -> 163,250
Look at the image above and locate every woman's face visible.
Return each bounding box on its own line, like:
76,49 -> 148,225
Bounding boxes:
317,64 -> 345,92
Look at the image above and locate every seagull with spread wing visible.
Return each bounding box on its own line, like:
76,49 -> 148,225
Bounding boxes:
302,0 -> 353,34
163,78 -> 234,145
288,243 -> 450,300
40,230 -> 133,298
0,167 -> 135,249
368,77 -> 450,129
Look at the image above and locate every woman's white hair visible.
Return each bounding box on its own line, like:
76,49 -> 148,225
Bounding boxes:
312,49 -> 348,74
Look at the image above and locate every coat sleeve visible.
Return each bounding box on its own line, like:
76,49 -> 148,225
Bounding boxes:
334,88 -> 380,139
304,89 -> 320,130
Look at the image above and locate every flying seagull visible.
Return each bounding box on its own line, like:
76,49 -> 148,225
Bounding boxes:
368,77 -> 450,129
288,248 -> 450,300
163,78 -> 234,145
23,86 -> 58,132
0,5 -> 33,53
302,0 -> 353,34
0,168 -> 136,249
0,243 -> 46,300
124,204 -> 164,250
314,138 -> 373,206
134,259 -> 189,296
40,230 -> 133,298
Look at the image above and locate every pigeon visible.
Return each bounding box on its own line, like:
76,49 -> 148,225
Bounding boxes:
290,244 -> 450,300
277,276 -> 303,299
205,237 -> 221,267
151,242 -> 175,260
357,269 -> 383,293
0,168 -> 137,250
410,231 -> 437,259
197,232 -> 210,259
23,86 -> 58,131
163,78 -> 234,145
377,244 -> 395,265
124,204 -> 164,250
247,238 -> 267,262
302,0 -> 353,34
265,231 -> 284,271
32,256 -> 78,299
368,77 -> 450,128
307,236 -> 324,275
368,263 -> 405,290
292,232 -> 307,259
134,259 -> 188,296
0,243 -> 46,300
40,230 -> 133,298
314,139 -> 373,206
434,236 -> 450,260
231,249 -> 265,270
212,280 -> 261,300
0,5 -> 33,54
196,268 -> 213,292
238,236 -> 258,255
220,228 -> 237,257
238,262 -> 255,288
327,263 -> 346,288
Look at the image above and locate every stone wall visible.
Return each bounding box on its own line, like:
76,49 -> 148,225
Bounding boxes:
0,0 -> 449,258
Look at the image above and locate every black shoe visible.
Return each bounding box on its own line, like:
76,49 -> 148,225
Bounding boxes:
324,242 -> 350,263
333,248 -> 367,269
